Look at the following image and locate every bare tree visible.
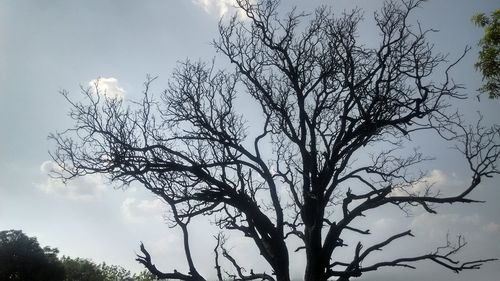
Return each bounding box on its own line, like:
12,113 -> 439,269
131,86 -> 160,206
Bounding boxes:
50,1 -> 500,281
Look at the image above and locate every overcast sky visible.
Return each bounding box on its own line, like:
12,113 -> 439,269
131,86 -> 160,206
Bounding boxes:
0,1 -> 499,280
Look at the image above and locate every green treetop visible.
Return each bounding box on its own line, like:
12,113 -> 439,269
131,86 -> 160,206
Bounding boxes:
472,9 -> 500,99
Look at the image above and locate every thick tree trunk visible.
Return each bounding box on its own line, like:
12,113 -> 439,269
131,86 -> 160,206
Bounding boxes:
304,235 -> 327,281
303,198 -> 327,281
275,271 -> 291,281
304,265 -> 325,281
274,240 -> 291,281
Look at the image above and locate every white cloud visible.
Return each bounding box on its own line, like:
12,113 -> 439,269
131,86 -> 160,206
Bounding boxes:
413,213 -> 481,227
193,0 -> 253,18
35,161 -> 107,201
88,77 -> 125,99
483,222 -> 500,234
392,169 -> 464,197
121,197 -> 165,223
410,213 -> 482,239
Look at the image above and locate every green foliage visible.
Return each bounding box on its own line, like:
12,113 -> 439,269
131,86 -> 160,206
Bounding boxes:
0,229 -> 157,281
133,270 -> 157,281
100,262 -> 134,281
61,257 -> 158,281
0,230 -> 65,281
60,256 -> 106,281
472,9 -> 500,98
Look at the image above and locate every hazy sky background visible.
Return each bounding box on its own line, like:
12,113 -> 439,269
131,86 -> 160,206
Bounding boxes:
0,1 -> 499,280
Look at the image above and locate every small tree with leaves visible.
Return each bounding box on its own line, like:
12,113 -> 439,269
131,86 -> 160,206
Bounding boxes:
472,9 -> 499,99
50,1 -> 500,281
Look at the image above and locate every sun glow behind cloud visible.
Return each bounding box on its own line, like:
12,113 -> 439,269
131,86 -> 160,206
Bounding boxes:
192,0 -> 254,18
390,169 -> 463,197
193,0 -> 236,16
88,77 -> 125,99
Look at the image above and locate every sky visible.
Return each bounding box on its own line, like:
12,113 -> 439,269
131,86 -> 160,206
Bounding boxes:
0,0 -> 499,280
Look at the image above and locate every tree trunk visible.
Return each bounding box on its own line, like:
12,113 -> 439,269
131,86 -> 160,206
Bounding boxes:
303,198 -> 327,281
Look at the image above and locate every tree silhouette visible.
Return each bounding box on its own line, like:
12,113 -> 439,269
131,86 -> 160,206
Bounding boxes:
50,1 -> 500,281
0,230 -> 65,281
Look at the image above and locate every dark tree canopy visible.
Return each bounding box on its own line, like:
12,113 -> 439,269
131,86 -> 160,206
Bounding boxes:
0,229 -> 156,281
0,230 -> 65,281
60,256 -> 156,281
50,1 -> 500,281
60,257 -> 106,281
472,9 -> 500,99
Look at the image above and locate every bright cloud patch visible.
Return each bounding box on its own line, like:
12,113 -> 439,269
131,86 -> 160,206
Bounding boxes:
411,212 -> 482,239
483,222 -> 500,234
392,169 -> 463,197
36,161 -> 106,201
88,77 -> 125,99
193,0 -> 253,17
121,197 -> 165,223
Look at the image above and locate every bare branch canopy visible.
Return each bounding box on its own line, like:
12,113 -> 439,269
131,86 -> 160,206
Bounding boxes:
50,1 -> 499,280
